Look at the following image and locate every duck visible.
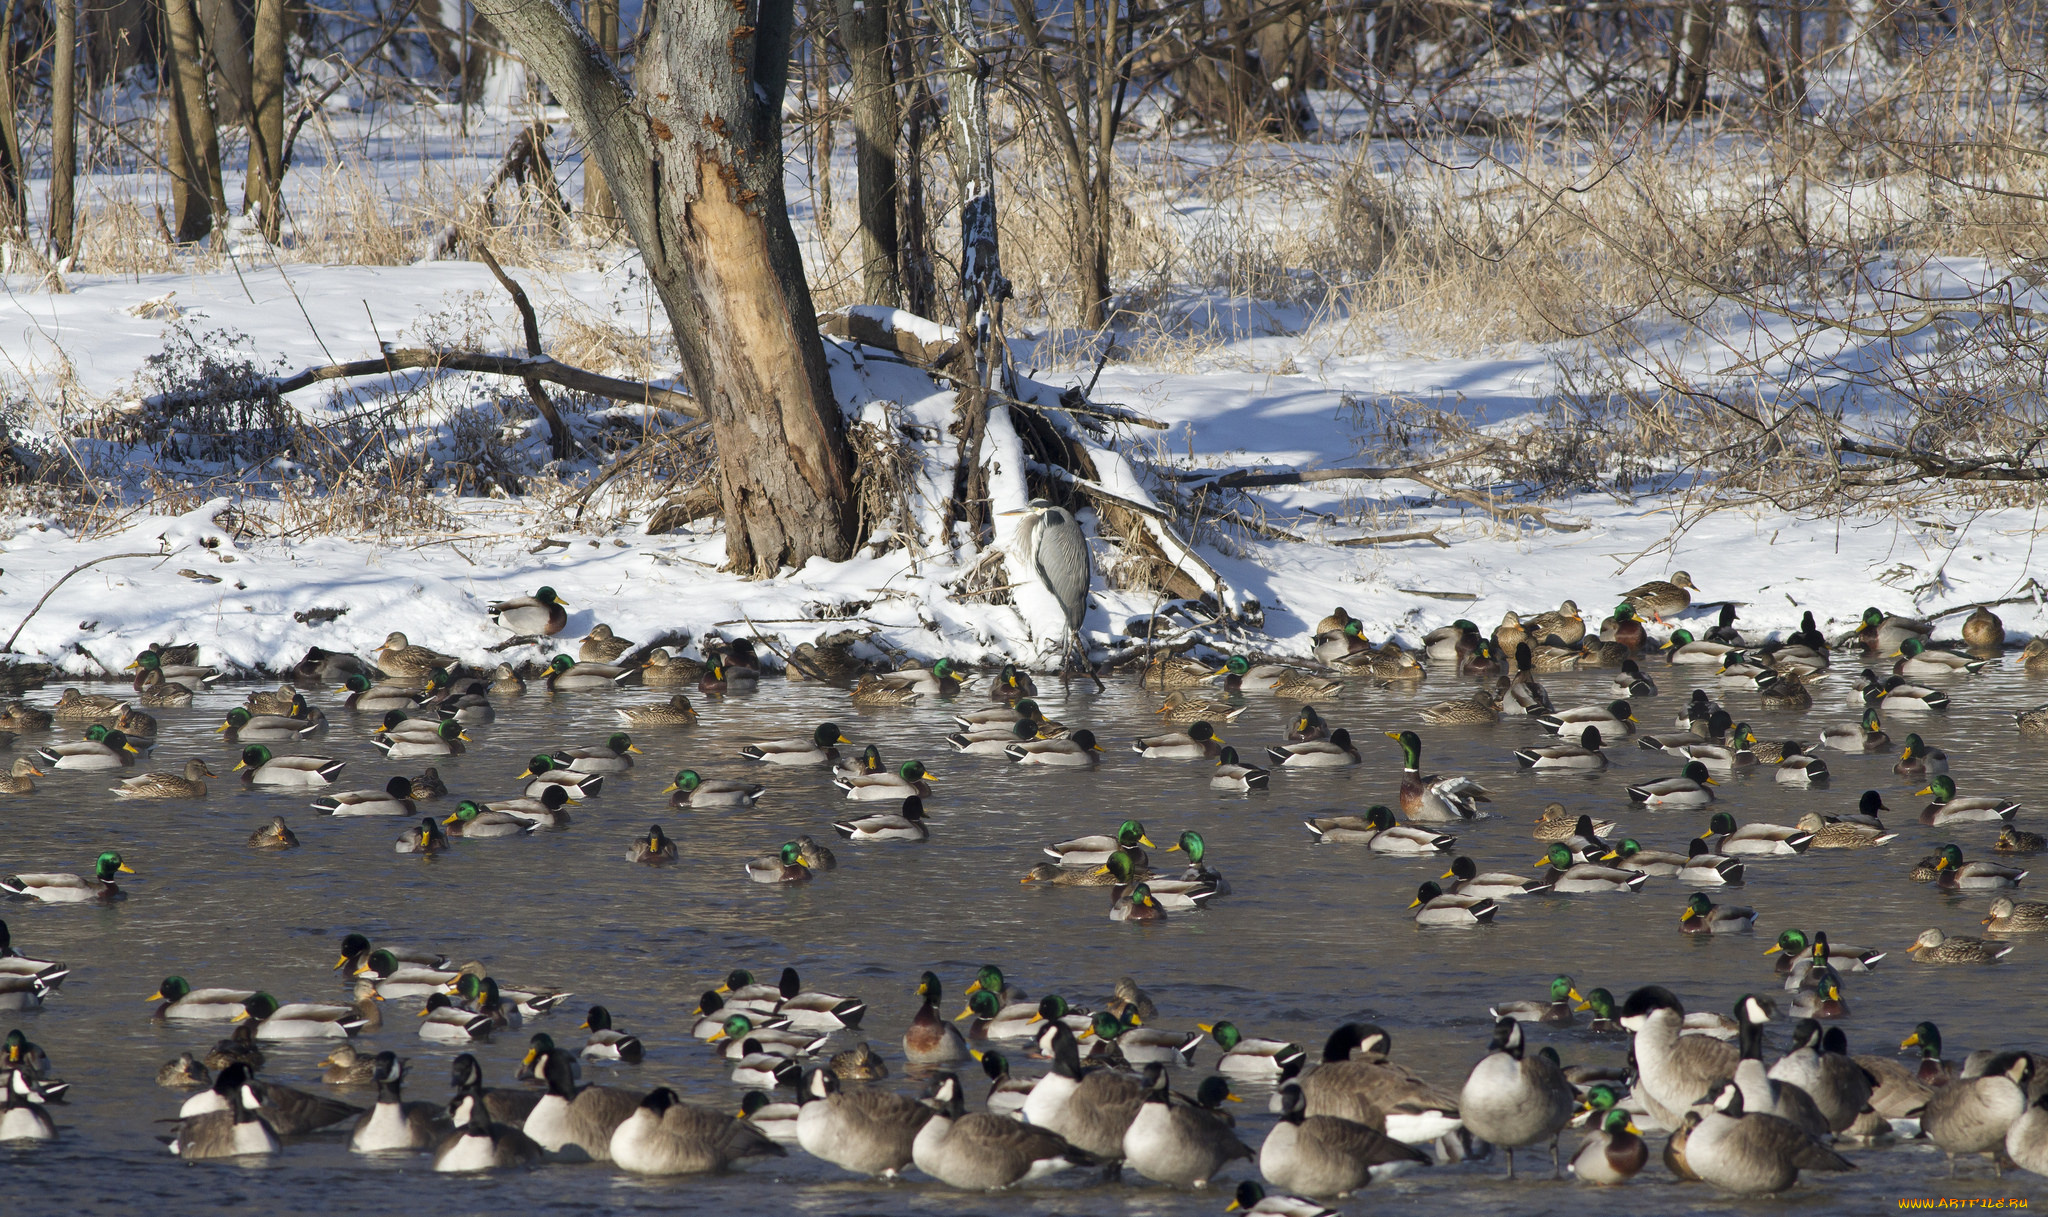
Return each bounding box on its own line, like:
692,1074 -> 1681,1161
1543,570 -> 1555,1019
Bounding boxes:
36,723 -> 139,770
1444,856 -> 1550,900
394,816 -> 450,855
947,718 -> 1043,757
1514,725 -> 1608,769
833,759 -> 934,801
1302,805 -> 1455,853
111,758 -> 213,798
1707,811 -> 1813,856
157,1052 -> 211,1090
1897,637 -> 1990,676
1819,707 -> 1889,753
736,722 -> 847,766
1410,880 -> 1496,925
1267,729 -> 1362,768
628,824 -> 679,864
169,1064 -> 280,1159
1997,826 -> 2047,854
1923,1052 -> 2032,1173
340,674 -> 423,713
312,775 -> 418,817
1621,572 -> 1696,621
1571,1105 -> 1649,1185
1984,896 -> 2048,933
369,718 -> 467,759
1535,843 -> 1649,893
616,692 -> 698,729
233,744 -> 344,786
1211,746 -> 1271,791
1491,975 -> 1581,1024
487,585 -> 568,636
903,971 -> 968,1064
1958,605 -> 2006,653
1605,838 -> 1691,876
1679,838 -> 1747,885
1533,805 -> 1616,843
1203,1021 -> 1306,1078
1534,699 -> 1635,736
49,688 -> 126,722
216,706 -> 321,743
1611,658 -> 1658,698
1680,892 -> 1756,933
1918,776 -> 2020,824
1157,689 -> 1248,725
1134,720 -> 1227,760
1007,729 -> 1104,766
1046,820 -> 1153,868
1880,675 -> 1951,712
1756,668 -> 1813,709
1894,732 -> 1950,777
666,768 -> 767,807
1773,743 -> 1830,785
1384,731 -> 1487,820
744,842 -> 813,884
405,766 -> 449,801
1420,685 -> 1500,725
517,754 -> 605,799
0,758 -> 38,795
1931,843 -> 2028,891
1852,606 -> 1934,654
1626,759 -> 1717,807
133,668 -> 194,708
0,851 -> 131,903
1663,628 -> 1739,665
237,991 -> 366,1039
832,795 -> 929,842
374,632 -> 458,680
572,1005 -> 643,1064
543,652 -> 640,691
1907,927 -> 2013,963
149,975 -> 257,1021
441,801 -> 541,839
0,702 -> 49,732
1794,812 -> 1896,849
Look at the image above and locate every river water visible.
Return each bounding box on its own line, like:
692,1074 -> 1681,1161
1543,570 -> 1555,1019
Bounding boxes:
0,654 -> 2044,1214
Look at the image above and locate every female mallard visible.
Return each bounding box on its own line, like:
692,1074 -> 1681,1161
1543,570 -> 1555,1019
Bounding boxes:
1679,893 -> 1755,934
1621,572 -> 1697,621
246,817 -> 300,849
1420,685 -> 1500,726
1490,611 -> 1528,657
1997,826 -> 2048,854
1894,732 -> 1949,777
1524,599 -> 1585,646
1627,760 -> 1717,807
849,673 -> 922,705
134,668 -> 194,708
237,991 -> 366,1040
235,744 -> 344,786
1794,813 -> 1896,849
637,648 -> 701,689
542,653 -> 639,692
312,776 -> 417,817
1533,804 -> 1616,842
394,817 -> 449,855
1383,730 -> 1485,819
1410,880 -> 1496,925
1302,804 -> 1455,852
1756,668 -> 1813,710
50,688 -> 126,722
1916,775 -> 2020,824
518,754 -> 606,798
616,693 -> 698,728
833,759 -> 933,801
578,624 -> 634,663
664,769 -> 765,807
1707,811 -> 1813,856
375,632 -> 458,680
740,722 -> 847,765
0,851 -> 131,903
478,663 -> 525,699
1492,975 -> 1582,1023
744,842 -> 813,884
37,724 -> 137,770
1896,637 -> 1988,676
1662,629 -> 1738,666
441,802 -> 539,839
1854,607 -> 1934,655
1265,728 -> 1363,769
110,758 -> 212,799
2023,639 -> 2048,674
488,585 -> 567,636
1930,843 -> 2027,891
1152,689 -> 1245,727
1535,843 -> 1649,893
1350,646 -> 1428,682
152,976 -> 258,1021
1906,928 -> 2012,963
1134,721 -> 1225,760
833,795 -> 929,842
1515,725 -> 1608,770
0,702 -> 49,732
1819,708 -> 1889,753
1983,896 -> 2048,933
1211,746 -> 1269,791
903,971 -> 967,1063
1445,855 -> 1551,900
215,707 -> 318,744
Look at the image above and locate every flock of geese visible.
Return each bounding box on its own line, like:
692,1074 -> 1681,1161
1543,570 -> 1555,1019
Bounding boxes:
0,577 -> 2046,1203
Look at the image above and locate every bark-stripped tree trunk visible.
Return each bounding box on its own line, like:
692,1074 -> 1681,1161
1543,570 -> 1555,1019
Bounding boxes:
582,0 -> 616,223
49,0 -> 75,257
1659,0 -> 1719,119
935,0 -> 1004,538
835,0 -> 901,307
246,0 -> 285,241
473,0 -> 858,576
164,0 -> 226,243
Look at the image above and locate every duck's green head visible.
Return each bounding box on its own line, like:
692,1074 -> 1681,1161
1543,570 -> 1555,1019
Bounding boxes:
1861,707 -> 1883,732
716,970 -> 755,994
83,723 -> 109,743
434,719 -> 466,742
1602,1109 -> 1639,1135
668,769 -> 702,794
1013,700 -> 1041,723
3,1029 -> 32,1062
237,992 -> 282,1022
548,655 -> 577,673
96,851 -> 132,880
1903,1021 -> 1942,1056
644,825 -> 670,851
708,1013 -> 755,1044
1575,987 -> 1616,1018
1188,721 -> 1218,744
1365,805 -> 1397,831
444,800 -> 485,825
1117,820 -> 1152,849
1919,774 -> 1957,803
232,744 -> 272,773
476,978 -> 507,1009
219,707 -> 253,732
915,970 -> 943,1002
975,1048 -> 1010,1080
932,658 -> 956,679
960,989 -> 1003,1022
1221,655 -> 1252,676
1612,603 -> 1636,622
1583,1082 -> 1622,1112
1609,700 -> 1636,723
415,818 -> 443,848
130,650 -> 164,671
451,972 -> 486,1001
813,722 -> 849,748
382,711 -> 418,733
534,586 -> 563,605
900,760 -> 931,782
103,730 -> 136,754
1858,790 -> 1887,818
1898,637 -> 1927,658
1681,893 -> 1716,923
1547,975 -> 1577,1002
423,668 -> 452,693
600,733 -> 636,756
1203,1020 -> 1242,1050
1732,722 -> 1758,748
357,948 -> 403,977
1765,929 -> 1809,957
858,744 -> 884,771
1385,730 -> 1422,768
1087,1010 -> 1127,1040
1900,733 -> 1925,760
1683,760 -> 1715,787
1195,1076 -> 1238,1107
581,1005 -> 613,1033
1453,619 -> 1479,634
520,1032 -> 558,1071
778,841 -> 804,866
1935,843 -> 1966,872
1167,830 -> 1207,864
1102,849 -> 1139,882
1294,706 -> 1323,732
1215,746 -> 1242,767
343,674 -> 373,693
1707,810 -> 1739,836
152,976 -> 192,1002
1863,607 -> 1884,627
964,965 -> 1005,998
1409,880 -> 1445,908
1663,629 -> 1695,648
1537,843 -> 1575,871
1615,838 -> 1644,858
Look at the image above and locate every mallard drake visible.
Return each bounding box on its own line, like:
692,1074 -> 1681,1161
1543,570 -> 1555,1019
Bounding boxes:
1663,628 -> 1738,666
1627,760 -> 1717,807
1772,743 -> 1830,785
335,934 -> 448,977
1207,746 -> 1270,792
488,586 -> 567,636
516,754 -> 604,799
1267,729 -> 1362,768
413,991 -> 494,1042
832,795 -> 929,842
1756,668 -> 1813,710
1134,720 -> 1225,759
1707,811 -> 1812,856
1907,927 -> 2012,962
548,732 -> 639,774
1423,619 -> 1484,664
1676,838 -> 1747,885
745,842 -> 813,884
151,976 -> 257,1021
451,967 -> 572,1019
340,674 -> 421,713
1998,826 -> 2048,854
312,776 -> 418,817
833,759 -> 933,801
1005,729 -> 1102,767
613,824 -> 674,866
394,816 -> 449,855
981,660 -> 1038,700
1045,820 -> 1153,868
1878,675 -> 1951,713
1795,812 -> 1896,849
246,816 -> 300,850
1896,637 -> 1988,676
543,653 -> 639,691
1515,725 -> 1608,769
237,990 -> 366,1039
1931,843 -> 2027,891
1817,707 -> 1889,753
1894,732 -> 1949,776
1610,658 -> 1658,698
0,923 -> 65,992
1303,804 -> 1454,852
1536,843 -> 1649,893
956,988 -> 1045,1041
0,851 -> 131,903
1446,855 -> 1551,900
1600,603 -> 1649,654
1535,699 -> 1635,736
1680,725 -> 1756,773
215,706 -> 319,743
736,722 -> 846,766
1420,685 -> 1500,725
1680,892 -> 1756,933
1604,838 -> 1688,875
1382,730 -> 1486,820
569,1005 -> 645,1064
1917,776 -> 2020,824
1491,975 -> 1582,1024
1410,880 -> 1497,925
1156,689 -> 1246,725
652,768 -> 759,808
903,971 -> 967,1064
111,758 -> 213,799
1847,606 -> 1932,654
441,801 -> 539,839
36,723 -> 138,770
1312,620 -> 1373,664
577,623 -> 634,663
232,744 -> 344,786
1286,705 -> 1331,742
1773,930 -> 1884,981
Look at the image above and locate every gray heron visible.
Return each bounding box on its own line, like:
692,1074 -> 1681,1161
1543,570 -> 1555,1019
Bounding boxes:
1001,498 -> 1096,686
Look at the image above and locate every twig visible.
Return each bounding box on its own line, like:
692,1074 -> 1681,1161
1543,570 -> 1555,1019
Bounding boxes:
470,237 -> 569,460
141,349 -> 697,416
3,552 -> 163,653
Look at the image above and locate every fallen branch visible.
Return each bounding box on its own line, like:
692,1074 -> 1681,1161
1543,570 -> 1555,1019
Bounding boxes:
1173,455 -> 1471,489
4,551 -> 163,653
1333,528 -> 1450,548
471,239 -> 569,460
141,349 -> 698,417
1837,438 -> 2048,484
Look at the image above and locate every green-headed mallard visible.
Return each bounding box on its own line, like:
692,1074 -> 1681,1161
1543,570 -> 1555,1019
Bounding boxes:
1203,1021 -> 1306,1078
577,1005 -> 643,1063
948,718 -> 1042,756
152,976 -> 257,1021
1626,759 -> 1716,807
543,653 -> 639,691
1384,730 -> 1484,819
1663,628 -> 1736,666
1214,655 -> 1340,699
488,586 -> 567,636
1879,675 -> 1950,713
985,661 -> 1038,700
1930,843 -> 2027,891
1410,880 -> 1496,925
1767,929 -> 1883,975
833,795 -> 929,842
235,743 -> 343,786
1707,810 -> 1812,856
441,801 -> 539,839
956,988 -> 1043,1040
1302,803 -> 1454,852
1424,619 -> 1482,663
1045,820 -> 1152,867
665,768 -> 765,807
550,732 -> 639,774
1447,855 -> 1551,900
955,698 -> 1043,728
1315,620 -> 1375,665
1622,572 -> 1697,621
740,722 -> 846,765
417,992 -> 494,1042
36,723 -> 137,770
0,851 -> 131,902
1895,732 -> 1949,776
1006,729 -> 1102,767
1818,707 -> 1888,753
1135,721 -> 1225,760
312,775 -> 417,817
1794,812 -> 1895,849
341,674 -> 421,713
1535,699 -> 1635,737
215,706 -> 316,744
1492,975 -> 1582,1024
1515,725 -> 1608,769
128,647 -> 218,689
833,759 -> 932,801
902,972 -> 967,1063
517,753 -> 605,798
111,758 -> 213,799
1896,637 -> 1988,676
1906,927 -> 2011,963
1917,775 -> 2020,825
1211,746 -> 1269,791
627,824 -> 679,864
246,817 -> 300,850
1535,843 -> 1648,893
237,990 -> 366,1039
1265,728 -> 1362,769
1605,838 -> 1688,875
394,816 -> 449,855
1679,892 -> 1755,934
578,623 -> 634,663
1601,604 -> 1648,653
1112,884 -> 1167,924
1772,743 -> 1830,785
1678,839 -> 1746,885
1286,706 -> 1330,742
1164,830 -> 1229,892
1611,658 -> 1658,698
745,843 -> 812,884
1852,607 -> 1933,654
616,693 -> 698,728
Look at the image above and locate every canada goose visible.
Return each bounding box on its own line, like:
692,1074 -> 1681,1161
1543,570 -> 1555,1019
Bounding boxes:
0,1067 -> 54,1142
1617,986 -> 1738,1129
913,1070 -> 1092,1189
792,1066 -> 930,1176
169,1064 -> 280,1159
1120,1063 -> 1252,1186
349,1052 -> 451,1153
1765,1018 -> 1873,1134
1729,996 -> 1830,1138
2004,1091 -> 2048,1176
1924,1052 -> 2033,1174
1295,1024 -> 1462,1145
433,1097 -> 543,1172
1686,1081 -> 1856,1193
1460,1017 -> 1575,1178
609,1085 -> 785,1175
521,1048 -> 642,1161
447,1053 -> 543,1127
1258,1081 -> 1428,1196
1018,1021 -> 1145,1160
903,971 -> 968,1064
177,1066 -> 363,1134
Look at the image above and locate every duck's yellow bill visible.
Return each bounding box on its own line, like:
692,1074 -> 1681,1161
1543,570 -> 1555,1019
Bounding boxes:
147,991 -> 164,1001
1763,944 -> 1783,955
953,1007 -> 975,1022
1408,897 -> 1424,908
118,863 -> 134,873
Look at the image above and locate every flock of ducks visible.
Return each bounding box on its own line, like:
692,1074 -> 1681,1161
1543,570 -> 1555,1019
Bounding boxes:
1,580 -> 2046,1201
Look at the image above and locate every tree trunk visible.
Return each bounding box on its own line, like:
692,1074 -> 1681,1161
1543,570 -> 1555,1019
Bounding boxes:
1659,0 -> 1719,119
935,0 -> 1004,537
49,0 -> 75,257
0,0 -> 23,233
197,0 -> 251,122
473,0 -> 858,577
893,0 -> 937,318
163,0 -> 226,243
246,0 -> 285,241
582,0 -> 615,222
835,0 -> 900,307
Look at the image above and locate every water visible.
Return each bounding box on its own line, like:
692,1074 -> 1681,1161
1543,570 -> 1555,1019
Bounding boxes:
1,656 -> 2045,1214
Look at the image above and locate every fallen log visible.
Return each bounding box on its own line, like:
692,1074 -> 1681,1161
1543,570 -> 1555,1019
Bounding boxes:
137,348 -> 697,417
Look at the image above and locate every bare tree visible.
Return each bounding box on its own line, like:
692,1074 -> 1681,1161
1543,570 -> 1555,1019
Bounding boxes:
49,0 -> 75,257
246,0 -> 286,240
163,0 -> 227,243
835,0 -> 901,306
473,0 -> 859,575
582,0 -> 616,222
